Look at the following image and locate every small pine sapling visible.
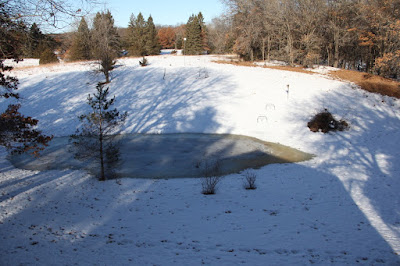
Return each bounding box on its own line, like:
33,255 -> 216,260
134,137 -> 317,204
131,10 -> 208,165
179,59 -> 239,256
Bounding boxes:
70,82 -> 127,181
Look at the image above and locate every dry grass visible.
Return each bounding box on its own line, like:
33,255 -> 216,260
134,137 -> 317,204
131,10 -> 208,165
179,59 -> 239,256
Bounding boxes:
212,60 -> 312,75
213,60 -> 257,68
330,69 -> 400,99
265,65 -> 311,74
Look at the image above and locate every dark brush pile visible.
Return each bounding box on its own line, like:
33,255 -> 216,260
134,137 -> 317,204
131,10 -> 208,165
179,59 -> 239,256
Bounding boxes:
308,109 -> 349,133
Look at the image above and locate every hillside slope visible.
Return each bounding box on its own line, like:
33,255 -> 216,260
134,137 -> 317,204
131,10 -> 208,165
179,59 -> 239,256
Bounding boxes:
1,55 -> 399,265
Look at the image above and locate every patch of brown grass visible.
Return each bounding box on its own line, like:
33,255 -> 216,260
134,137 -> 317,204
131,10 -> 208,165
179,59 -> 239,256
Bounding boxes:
264,65 -> 311,74
330,69 -> 400,99
213,60 -> 257,68
212,60 -> 312,74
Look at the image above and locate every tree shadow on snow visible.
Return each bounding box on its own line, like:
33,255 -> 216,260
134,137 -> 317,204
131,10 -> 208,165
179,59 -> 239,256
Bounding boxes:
284,85 -> 400,255
0,159 -> 399,264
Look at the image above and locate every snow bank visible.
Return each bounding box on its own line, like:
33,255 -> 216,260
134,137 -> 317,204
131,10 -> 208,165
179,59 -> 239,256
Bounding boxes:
3,58 -> 39,68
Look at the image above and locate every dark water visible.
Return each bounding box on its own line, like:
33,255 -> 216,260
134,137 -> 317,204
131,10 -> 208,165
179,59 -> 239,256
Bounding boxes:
9,133 -> 314,178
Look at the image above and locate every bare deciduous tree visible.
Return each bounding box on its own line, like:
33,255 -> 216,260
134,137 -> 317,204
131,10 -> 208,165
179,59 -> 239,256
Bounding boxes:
5,0 -> 98,28
222,0 -> 400,77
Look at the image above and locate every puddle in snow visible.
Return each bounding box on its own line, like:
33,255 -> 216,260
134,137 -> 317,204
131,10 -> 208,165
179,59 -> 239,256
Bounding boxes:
9,133 -> 313,178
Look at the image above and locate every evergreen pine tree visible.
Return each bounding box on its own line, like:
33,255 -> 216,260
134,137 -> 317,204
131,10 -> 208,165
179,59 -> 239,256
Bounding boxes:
185,14 -> 203,55
0,3 -> 26,59
92,10 -> 120,83
39,47 -> 58,64
1,3 -> 52,155
197,12 -> 210,53
26,23 -> 45,58
25,23 -> 58,58
144,16 -> 160,55
69,17 -> 91,61
127,13 -> 147,56
70,82 -> 127,181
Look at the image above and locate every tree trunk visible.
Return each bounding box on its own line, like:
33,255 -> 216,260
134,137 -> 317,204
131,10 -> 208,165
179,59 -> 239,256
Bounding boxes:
288,34 -> 294,66
99,133 -> 105,181
262,38 -> 265,63
105,71 -> 110,83
99,104 -> 105,181
334,29 -> 340,68
327,45 -> 331,66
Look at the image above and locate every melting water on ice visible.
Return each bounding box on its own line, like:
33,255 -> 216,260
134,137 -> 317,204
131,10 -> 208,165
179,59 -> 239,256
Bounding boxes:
9,133 -> 313,178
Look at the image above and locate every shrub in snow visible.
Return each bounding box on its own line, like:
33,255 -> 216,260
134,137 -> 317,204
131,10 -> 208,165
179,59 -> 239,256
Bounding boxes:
243,170 -> 257,190
39,48 -> 58,65
307,109 -> 349,133
200,159 -> 223,195
139,56 -> 148,67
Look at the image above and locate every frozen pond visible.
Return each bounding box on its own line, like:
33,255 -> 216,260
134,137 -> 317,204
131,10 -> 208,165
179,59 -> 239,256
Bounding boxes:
9,133 -> 313,178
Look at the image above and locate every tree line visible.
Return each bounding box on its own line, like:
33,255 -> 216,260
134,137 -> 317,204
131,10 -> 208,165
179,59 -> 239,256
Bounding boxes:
221,0 -> 400,78
3,1 -> 399,78
70,11 -> 211,59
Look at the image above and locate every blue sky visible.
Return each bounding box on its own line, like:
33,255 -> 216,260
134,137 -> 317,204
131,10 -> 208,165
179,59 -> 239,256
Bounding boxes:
102,0 -> 226,27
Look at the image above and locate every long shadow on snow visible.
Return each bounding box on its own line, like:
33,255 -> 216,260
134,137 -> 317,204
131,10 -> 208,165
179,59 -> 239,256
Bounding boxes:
0,70 -> 99,136
1,64 -> 235,136
286,85 -> 400,253
0,162 -> 398,264
111,64 -> 234,133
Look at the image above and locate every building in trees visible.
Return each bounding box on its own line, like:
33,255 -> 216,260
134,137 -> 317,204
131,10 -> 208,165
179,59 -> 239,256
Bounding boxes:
69,17 -> 91,61
92,10 -> 120,83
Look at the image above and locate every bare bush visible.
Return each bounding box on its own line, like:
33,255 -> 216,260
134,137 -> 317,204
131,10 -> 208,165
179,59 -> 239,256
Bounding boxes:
200,159 -> 223,195
243,170 -> 257,190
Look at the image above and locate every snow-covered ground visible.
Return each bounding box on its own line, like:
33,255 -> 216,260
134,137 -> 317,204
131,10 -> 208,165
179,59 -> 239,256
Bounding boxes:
1,55 -> 399,265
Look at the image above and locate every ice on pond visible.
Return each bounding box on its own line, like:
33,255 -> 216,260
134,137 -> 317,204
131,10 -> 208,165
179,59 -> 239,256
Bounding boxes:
9,133 -> 313,178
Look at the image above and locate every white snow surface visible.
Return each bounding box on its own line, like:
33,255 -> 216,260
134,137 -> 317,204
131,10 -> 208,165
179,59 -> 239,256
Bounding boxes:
3,58 -> 39,68
1,55 -> 400,265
